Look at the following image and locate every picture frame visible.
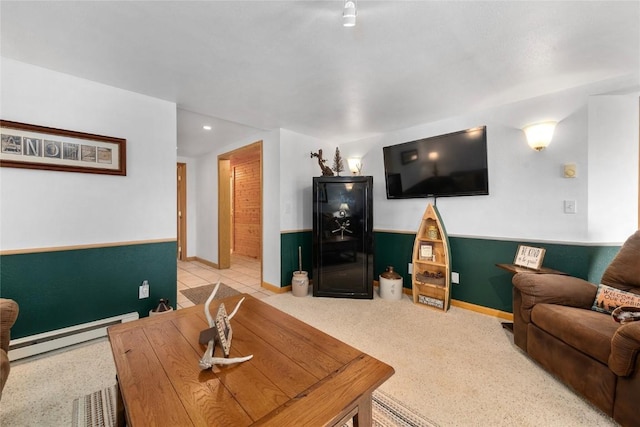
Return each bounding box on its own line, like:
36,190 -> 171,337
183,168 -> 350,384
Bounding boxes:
513,245 -> 546,270
215,303 -> 233,357
419,241 -> 434,261
0,120 -> 126,176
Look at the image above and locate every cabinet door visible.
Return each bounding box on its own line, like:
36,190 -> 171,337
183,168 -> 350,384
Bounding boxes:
313,177 -> 373,299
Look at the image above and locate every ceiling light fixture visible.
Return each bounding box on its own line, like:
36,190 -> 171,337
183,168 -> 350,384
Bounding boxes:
343,0 -> 357,27
523,121 -> 557,151
203,125 -> 212,130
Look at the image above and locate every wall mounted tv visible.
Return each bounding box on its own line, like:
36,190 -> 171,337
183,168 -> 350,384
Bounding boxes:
383,126 -> 489,199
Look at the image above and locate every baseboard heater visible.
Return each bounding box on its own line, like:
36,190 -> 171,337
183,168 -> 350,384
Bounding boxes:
8,312 -> 139,361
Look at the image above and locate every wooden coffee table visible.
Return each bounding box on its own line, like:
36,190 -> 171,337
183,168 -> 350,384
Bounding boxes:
108,294 -> 394,426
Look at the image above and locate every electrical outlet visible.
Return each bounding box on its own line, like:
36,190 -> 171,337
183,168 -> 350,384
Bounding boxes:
408,263 -> 413,274
139,280 -> 150,299
451,272 -> 460,284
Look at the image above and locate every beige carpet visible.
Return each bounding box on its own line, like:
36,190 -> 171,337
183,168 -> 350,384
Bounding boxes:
263,292 -> 617,427
180,282 -> 240,305
0,292 -> 618,426
0,339 -> 117,427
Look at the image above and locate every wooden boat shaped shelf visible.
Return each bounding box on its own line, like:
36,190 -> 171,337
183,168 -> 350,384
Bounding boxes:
411,203 -> 451,312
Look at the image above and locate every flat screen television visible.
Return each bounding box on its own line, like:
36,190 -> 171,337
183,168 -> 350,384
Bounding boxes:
383,126 -> 489,199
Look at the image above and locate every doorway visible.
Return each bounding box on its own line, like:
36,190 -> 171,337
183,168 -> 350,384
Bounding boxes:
177,162 -> 187,261
218,142 -> 263,281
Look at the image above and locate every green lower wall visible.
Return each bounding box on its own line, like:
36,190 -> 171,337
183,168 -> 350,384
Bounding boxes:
280,231 -> 313,286
281,231 -> 620,313
450,237 -> 619,312
0,241 -> 177,339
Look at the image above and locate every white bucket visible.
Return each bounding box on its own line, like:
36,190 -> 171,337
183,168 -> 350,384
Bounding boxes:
292,271 -> 309,297
379,276 -> 403,300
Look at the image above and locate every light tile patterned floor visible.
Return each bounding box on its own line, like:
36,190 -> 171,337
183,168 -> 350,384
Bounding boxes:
176,254 -> 274,309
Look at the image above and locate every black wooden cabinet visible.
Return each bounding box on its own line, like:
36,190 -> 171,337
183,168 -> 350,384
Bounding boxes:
312,176 -> 373,299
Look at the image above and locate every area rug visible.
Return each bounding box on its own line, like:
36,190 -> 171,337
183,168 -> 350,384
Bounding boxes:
180,282 -> 241,305
71,384 -> 118,427
72,385 -> 437,427
366,389 -> 438,427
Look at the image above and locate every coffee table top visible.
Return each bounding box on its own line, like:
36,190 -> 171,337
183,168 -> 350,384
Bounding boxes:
108,294 -> 394,426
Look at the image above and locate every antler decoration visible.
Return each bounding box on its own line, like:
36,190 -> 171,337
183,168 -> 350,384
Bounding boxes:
199,281 -> 253,369
310,149 -> 334,176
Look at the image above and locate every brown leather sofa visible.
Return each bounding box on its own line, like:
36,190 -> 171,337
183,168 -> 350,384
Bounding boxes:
512,231 -> 640,427
0,298 -> 19,400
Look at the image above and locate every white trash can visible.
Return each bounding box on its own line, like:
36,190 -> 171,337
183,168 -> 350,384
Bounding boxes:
379,266 -> 403,301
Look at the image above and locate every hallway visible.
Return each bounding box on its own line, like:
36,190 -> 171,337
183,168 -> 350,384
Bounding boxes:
176,254 -> 274,309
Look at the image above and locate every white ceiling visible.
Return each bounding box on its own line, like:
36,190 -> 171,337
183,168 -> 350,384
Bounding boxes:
1,1 -> 638,157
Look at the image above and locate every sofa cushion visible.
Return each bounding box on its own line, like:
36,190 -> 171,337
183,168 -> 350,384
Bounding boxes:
592,283 -> 640,315
531,303 -> 620,364
601,230 -> 640,293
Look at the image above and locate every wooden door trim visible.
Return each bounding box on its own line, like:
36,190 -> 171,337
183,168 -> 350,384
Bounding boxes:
218,141 -> 263,274
177,162 -> 187,261
218,159 -> 231,269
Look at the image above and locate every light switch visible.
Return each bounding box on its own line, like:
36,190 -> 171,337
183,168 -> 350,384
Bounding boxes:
564,200 -> 577,214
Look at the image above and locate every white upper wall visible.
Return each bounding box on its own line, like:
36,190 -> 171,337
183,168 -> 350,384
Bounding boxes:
194,130 -> 281,287
339,78 -> 638,244
0,58 -> 177,250
588,94 -> 639,241
280,129 -> 335,231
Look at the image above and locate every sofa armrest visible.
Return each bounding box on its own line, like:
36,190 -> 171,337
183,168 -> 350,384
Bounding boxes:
512,273 -> 597,323
0,299 -> 19,353
609,321 -> 640,377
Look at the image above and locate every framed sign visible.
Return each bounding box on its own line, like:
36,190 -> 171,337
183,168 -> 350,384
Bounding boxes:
0,120 -> 126,176
215,303 -> 233,357
514,245 -> 546,270
419,241 -> 434,261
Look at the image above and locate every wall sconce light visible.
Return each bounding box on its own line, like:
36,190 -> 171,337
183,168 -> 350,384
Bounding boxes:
523,121 -> 557,151
343,0 -> 357,27
347,158 -> 362,175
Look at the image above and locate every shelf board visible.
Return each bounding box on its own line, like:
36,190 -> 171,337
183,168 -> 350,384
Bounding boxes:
418,238 -> 443,243
413,259 -> 447,268
414,281 -> 446,289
